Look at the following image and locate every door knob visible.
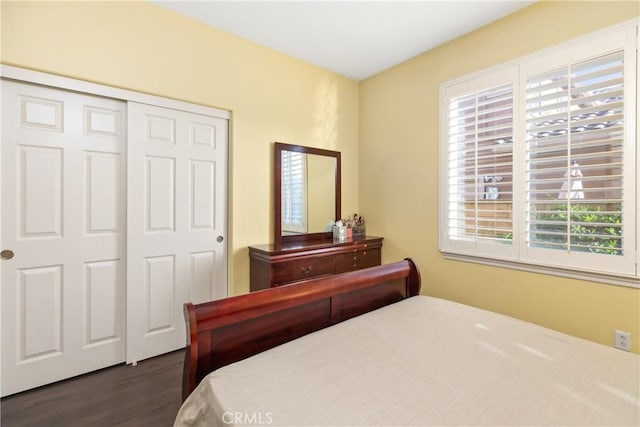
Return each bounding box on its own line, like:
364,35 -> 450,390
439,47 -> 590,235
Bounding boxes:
216,235 -> 224,243
1,250 -> 15,260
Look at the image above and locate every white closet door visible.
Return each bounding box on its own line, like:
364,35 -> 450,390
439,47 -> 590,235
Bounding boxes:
1,81 -> 126,396
126,102 -> 228,363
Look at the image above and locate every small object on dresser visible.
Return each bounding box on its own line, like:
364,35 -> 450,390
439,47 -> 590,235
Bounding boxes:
350,213 -> 366,238
352,224 -> 365,238
333,221 -> 347,241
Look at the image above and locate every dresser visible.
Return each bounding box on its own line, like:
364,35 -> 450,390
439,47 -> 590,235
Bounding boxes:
249,236 -> 383,292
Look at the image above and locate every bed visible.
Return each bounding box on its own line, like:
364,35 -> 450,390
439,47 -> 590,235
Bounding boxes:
175,259 -> 639,426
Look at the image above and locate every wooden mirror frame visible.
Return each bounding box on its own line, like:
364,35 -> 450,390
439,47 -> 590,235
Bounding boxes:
274,142 -> 341,244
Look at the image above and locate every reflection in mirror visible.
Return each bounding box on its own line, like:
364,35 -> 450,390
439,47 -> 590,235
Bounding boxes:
281,152 -> 336,236
306,154 -> 336,233
281,150 -> 307,235
275,142 -> 341,244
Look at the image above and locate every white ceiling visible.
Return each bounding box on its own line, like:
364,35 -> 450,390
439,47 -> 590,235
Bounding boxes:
152,1 -> 536,81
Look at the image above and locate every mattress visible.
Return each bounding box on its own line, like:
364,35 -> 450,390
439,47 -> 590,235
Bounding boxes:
174,296 -> 639,426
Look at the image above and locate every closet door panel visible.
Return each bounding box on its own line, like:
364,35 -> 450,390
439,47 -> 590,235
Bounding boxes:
127,102 -> 228,363
1,81 -> 126,396
86,151 -> 122,234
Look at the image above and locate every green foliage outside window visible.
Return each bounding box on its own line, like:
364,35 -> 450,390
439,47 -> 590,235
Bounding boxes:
531,204 -> 622,255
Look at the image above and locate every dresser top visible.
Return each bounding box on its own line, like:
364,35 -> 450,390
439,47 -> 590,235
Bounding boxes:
249,236 -> 383,256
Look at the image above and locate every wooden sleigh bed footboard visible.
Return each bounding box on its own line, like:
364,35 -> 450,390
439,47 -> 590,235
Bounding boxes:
182,258 -> 421,400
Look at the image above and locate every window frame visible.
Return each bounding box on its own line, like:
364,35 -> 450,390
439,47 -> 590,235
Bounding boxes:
439,20 -> 639,287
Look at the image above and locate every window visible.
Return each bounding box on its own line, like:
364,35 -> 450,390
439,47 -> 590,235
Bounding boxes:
525,51 -> 630,274
281,150 -> 307,234
440,22 -> 638,284
446,76 -> 515,257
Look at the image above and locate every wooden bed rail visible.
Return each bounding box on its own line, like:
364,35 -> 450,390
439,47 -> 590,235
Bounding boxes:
182,258 -> 421,400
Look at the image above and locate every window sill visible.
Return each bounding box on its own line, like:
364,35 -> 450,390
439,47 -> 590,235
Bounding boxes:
441,251 -> 639,289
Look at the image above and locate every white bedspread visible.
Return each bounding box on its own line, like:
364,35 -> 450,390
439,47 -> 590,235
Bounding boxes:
174,296 -> 640,426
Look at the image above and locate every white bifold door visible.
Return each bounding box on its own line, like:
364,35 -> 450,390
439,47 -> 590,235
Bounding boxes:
1,81 -> 127,396
1,82 -> 228,396
126,102 -> 228,363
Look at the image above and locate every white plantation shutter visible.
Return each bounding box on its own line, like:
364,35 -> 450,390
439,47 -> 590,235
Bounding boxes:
526,52 -> 625,257
281,151 -> 307,233
440,22 -> 637,283
444,72 -> 516,258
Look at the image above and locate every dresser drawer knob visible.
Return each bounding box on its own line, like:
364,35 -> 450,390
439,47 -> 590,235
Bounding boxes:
301,266 -> 313,274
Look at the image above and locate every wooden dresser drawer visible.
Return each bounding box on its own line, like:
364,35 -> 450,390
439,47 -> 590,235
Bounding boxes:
335,248 -> 381,273
273,255 -> 335,285
249,237 -> 383,292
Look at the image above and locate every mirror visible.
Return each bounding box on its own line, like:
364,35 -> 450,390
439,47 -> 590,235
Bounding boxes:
274,142 -> 341,244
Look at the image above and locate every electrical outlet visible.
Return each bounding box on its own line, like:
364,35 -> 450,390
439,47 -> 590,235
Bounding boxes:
615,330 -> 631,352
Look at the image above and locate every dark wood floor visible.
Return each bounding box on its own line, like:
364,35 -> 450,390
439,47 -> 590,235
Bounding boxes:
1,350 -> 184,427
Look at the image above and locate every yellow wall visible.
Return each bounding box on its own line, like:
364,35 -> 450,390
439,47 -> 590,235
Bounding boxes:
0,0 -> 360,295
359,1 -> 640,352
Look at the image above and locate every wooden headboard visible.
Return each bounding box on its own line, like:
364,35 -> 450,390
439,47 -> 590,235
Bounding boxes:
182,258 -> 421,400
